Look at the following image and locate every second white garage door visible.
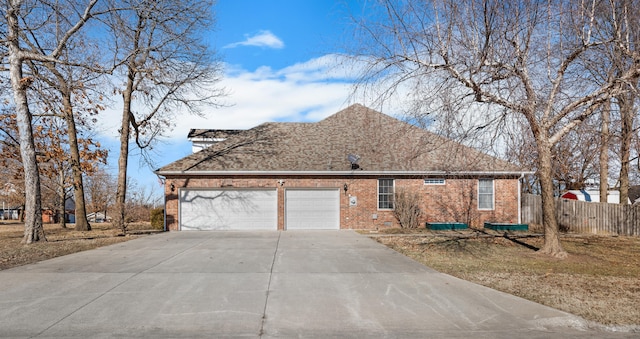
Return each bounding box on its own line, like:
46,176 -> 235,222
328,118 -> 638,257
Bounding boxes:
179,189 -> 277,230
285,189 -> 340,230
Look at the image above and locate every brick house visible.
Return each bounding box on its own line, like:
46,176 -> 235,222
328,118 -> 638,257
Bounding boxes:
155,104 -> 528,231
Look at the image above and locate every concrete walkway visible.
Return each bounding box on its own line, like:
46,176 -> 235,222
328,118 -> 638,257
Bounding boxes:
0,231 -> 632,338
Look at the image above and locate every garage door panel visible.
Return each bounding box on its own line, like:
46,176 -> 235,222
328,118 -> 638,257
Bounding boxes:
286,189 -> 339,230
180,189 -> 277,230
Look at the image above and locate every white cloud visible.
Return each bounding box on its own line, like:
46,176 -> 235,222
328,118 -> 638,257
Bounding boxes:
222,54 -> 363,84
275,54 -> 363,83
95,55 -> 362,144
224,30 -> 285,49
167,59 -> 356,137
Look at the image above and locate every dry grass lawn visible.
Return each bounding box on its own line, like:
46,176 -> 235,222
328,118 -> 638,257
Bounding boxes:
370,228 -> 640,329
0,221 -> 157,271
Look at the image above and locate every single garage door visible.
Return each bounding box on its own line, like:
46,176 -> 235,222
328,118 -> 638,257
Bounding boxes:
179,189 -> 277,230
285,189 -> 340,230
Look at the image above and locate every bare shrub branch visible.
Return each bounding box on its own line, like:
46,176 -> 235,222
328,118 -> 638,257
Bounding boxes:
393,188 -> 423,229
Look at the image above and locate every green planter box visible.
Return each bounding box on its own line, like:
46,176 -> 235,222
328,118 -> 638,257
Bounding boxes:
426,222 -> 468,230
484,222 -> 528,231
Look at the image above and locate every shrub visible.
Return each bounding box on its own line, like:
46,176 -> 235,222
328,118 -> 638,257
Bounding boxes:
150,208 -> 164,230
393,189 -> 423,229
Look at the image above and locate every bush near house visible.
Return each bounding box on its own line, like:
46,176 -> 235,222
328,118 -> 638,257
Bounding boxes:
150,208 -> 164,230
393,189 -> 423,229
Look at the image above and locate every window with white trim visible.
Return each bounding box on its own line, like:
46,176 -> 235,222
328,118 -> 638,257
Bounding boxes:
424,178 -> 445,185
378,179 -> 394,209
478,179 -> 494,210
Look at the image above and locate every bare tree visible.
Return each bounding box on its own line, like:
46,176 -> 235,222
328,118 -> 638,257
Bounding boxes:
35,64 -> 97,230
617,89 -> 637,204
551,120 -> 601,191
350,0 -> 640,258
585,0 -> 640,204
25,59 -> 107,231
36,117 -> 73,228
4,0 -> 103,243
84,165 -> 115,222
503,113 -> 603,196
106,0 -> 224,232
0,106 -> 106,228
0,111 -> 25,219
600,101 -> 611,202
125,179 -> 161,223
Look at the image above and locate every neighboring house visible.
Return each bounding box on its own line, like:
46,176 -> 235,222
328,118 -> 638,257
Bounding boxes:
42,198 -> 76,223
1,184 -> 20,220
87,212 -> 111,223
560,189 -> 631,204
1,207 -> 20,220
156,104 -> 529,231
628,186 -> 640,204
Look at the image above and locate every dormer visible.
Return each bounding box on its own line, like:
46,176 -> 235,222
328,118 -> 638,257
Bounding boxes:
187,129 -> 243,153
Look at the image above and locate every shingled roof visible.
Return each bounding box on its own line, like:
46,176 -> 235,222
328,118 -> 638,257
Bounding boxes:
156,104 -> 524,175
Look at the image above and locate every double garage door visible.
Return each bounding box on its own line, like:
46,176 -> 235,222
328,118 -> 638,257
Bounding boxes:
179,188 -> 339,230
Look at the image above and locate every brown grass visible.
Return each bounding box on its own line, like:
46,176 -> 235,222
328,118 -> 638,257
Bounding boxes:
369,228 -> 640,328
0,221 -> 156,271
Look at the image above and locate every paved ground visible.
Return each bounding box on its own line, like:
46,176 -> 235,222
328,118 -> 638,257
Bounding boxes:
0,231 -> 634,338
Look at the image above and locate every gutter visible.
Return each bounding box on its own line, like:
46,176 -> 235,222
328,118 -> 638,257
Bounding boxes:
154,170 -> 534,177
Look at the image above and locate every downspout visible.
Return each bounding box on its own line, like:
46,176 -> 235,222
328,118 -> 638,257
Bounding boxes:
156,174 -> 167,232
518,173 -> 524,224
163,195 -> 167,232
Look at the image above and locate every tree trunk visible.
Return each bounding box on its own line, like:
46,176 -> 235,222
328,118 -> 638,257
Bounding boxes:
7,0 -> 46,243
59,171 -> 66,228
113,119 -> 129,233
60,86 -> 91,231
113,68 -> 136,233
600,102 -> 610,203
618,92 -> 634,205
536,139 -> 567,258
44,64 -> 93,231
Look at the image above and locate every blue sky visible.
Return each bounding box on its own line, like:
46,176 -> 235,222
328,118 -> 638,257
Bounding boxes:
215,1 -> 352,70
99,0 -> 373,197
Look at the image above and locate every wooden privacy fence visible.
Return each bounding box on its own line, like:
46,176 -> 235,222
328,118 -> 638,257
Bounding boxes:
521,193 -> 640,236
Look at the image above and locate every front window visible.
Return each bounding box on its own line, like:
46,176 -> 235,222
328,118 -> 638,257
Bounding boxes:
478,179 -> 494,210
378,179 -> 394,209
424,178 -> 445,185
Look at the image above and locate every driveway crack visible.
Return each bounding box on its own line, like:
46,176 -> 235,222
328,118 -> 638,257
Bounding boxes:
259,231 -> 281,337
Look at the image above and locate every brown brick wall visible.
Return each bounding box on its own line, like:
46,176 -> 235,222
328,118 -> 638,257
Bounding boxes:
162,175 -> 520,231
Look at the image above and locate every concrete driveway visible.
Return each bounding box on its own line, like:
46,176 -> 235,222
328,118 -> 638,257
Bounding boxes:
0,231 -> 631,338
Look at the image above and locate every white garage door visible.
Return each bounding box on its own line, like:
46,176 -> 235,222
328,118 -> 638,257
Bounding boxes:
285,189 -> 340,230
179,189 -> 277,230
